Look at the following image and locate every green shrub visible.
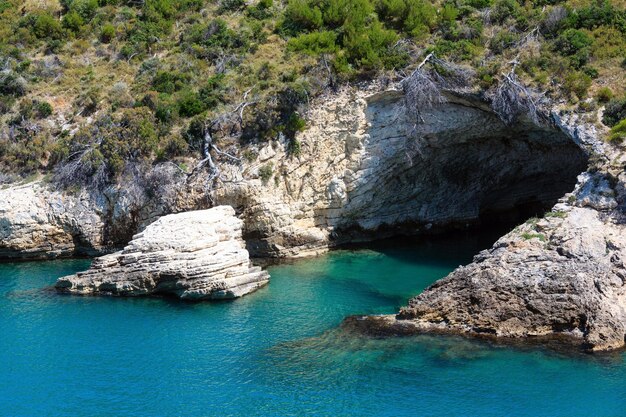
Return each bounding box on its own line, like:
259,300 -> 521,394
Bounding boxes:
218,0 -> 246,13
284,112 -> 306,143
183,118 -> 205,152
595,87 -> 613,103
288,138 -> 301,156
554,28 -> 593,68
490,29 -> 519,54
491,0 -> 520,24
282,0 -> 323,33
0,71 -> 27,97
119,44 -> 137,60
258,162 -> 273,184
555,29 -> 593,67
608,119 -> 626,143
564,1 -> 623,32
198,74 -> 226,109
36,101 -> 53,118
248,0 -> 273,18
403,0 -> 437,36
434,39 -> 480,60
62,11 -> 85,33
602,97 -> 626,127
439,4 -> 459,26
377,0 -> 437,35
581,66 -> 598,79
155,101 -> 177,124
288,31 -> 338,55
152,70 -> 187,93
343,21 -> 404,70
25,12 -> 65,40
71,0 -> 99,20
183,19 -> 249,59
177,90 -> 206,117
563,71 -> 591,99
100,23 -> 116,43
74,88 -> 100,115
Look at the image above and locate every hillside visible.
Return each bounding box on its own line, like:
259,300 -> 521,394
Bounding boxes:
1,0 -> 626,189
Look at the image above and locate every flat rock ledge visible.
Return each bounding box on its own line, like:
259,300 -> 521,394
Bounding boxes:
55,206 -> 269,300
348,199 -> 626,352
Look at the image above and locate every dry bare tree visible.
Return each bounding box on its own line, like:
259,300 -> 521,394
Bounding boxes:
487,65 -> 544,125
401,53 -> 474,127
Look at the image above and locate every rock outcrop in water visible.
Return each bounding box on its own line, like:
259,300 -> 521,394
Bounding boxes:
55,206 -> 269,299
354,170 -> 626,351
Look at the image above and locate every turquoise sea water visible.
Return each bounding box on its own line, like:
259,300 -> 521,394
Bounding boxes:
1,233 -> 625,417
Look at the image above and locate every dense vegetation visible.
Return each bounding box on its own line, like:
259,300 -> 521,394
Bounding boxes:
1,0 -> 626,186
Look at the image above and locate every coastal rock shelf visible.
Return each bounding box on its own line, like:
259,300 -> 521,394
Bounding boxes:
55,206 -> 269,300
353,172 -> 626,351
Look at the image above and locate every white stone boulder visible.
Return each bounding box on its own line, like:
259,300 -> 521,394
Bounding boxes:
55,206 -> 269,300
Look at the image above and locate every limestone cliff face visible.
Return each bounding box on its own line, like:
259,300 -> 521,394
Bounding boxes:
213,87 -> 587,257
56,206 -> 269,299
0,84 -> 593,263
0,163 -> 205,259
0,183 -> 104,259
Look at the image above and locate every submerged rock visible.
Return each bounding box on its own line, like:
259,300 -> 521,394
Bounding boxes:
55,206 -> 269,300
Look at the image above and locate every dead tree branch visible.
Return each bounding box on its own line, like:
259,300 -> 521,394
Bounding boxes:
401,53 -> 474,128
487,66 -> 544,125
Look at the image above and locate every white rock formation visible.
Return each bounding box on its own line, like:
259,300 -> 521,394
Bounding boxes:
0,182 -> 104,259
55,206 -> 269,300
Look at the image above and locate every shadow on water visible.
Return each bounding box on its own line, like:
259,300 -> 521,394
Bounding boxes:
328,217 -> 520,271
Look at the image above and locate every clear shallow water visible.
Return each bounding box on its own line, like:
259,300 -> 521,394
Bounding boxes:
1,234 -> 625,417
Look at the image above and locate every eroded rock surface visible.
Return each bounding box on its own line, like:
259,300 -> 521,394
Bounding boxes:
214,88 -> 587,256
0,163 -> 204,259
55,206 -> 269,299
0,183 -> 104,259
356,171 -> 626,351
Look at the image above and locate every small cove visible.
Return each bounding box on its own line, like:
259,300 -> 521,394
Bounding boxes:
1,230 -> 625,416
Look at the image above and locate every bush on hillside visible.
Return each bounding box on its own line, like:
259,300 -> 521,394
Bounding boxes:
603,97 -> 626,127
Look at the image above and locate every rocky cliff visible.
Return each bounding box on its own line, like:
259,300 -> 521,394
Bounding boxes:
1,85 -> 588,260
0,182 -> 104,259
213,87 -> 588,257
56,206 -> 269,299
352,167 -> 626,351
0,163 -> 205,259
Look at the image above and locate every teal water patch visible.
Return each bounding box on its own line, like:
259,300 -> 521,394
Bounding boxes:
0,236 -> 625,416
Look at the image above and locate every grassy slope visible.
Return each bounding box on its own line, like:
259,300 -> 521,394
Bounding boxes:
1,0 -> 625,185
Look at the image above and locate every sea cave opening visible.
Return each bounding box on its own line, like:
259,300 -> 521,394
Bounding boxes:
332,92 -> 590,243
